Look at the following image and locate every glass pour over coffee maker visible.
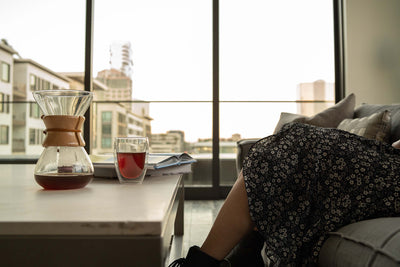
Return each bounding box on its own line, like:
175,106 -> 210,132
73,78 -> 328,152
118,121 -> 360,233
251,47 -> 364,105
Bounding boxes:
33,90 -> 94,190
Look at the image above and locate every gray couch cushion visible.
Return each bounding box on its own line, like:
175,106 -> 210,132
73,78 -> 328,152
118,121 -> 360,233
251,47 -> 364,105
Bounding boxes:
236,138 -> 260,174
338,110 -> 392,143
354,104 -> 400,143
319,218 -> 400,267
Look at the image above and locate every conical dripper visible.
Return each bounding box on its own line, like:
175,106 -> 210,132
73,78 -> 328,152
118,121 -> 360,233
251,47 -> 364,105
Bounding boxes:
33,89 -> 93,116
33,89 -> 94,190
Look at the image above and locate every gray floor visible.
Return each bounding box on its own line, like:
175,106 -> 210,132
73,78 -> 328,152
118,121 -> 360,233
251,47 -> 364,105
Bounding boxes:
183,200 -> 224,256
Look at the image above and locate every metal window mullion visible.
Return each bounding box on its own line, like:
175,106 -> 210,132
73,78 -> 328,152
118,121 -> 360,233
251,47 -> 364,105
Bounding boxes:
84,0 -> 94,153
212,0 -> 220,197
333,0 -> 345,101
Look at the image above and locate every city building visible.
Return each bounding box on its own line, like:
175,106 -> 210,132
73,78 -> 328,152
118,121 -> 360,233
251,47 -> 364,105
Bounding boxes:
92,69 -> 152,154
60,71 -> 108,155
96,68 -> 133,110
58,72 -> 108,93
192,140 -> 237,156
150,130 -> 186,153
0,40 -> 16,154
61,71 -> 152,155
93,103 -> 152,154
94,102 -> 126,154
131,100 -> 152,138
109,41 -> 133,78
296,80 -> 335,116
12,59 -> 70,155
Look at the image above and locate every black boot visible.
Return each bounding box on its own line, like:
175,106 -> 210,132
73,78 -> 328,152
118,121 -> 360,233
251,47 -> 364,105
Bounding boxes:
225,231 -> 265,267
169,246 -> 230,267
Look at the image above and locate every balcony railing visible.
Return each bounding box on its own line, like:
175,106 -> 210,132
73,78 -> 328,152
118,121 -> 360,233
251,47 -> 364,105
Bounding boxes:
12,85 -> 27,98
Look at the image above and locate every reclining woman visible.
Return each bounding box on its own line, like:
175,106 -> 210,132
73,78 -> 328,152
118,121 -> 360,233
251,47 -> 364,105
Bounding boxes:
169,122 -> 400,267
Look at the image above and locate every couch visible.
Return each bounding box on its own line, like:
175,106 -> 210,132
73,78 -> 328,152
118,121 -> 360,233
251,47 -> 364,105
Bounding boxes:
234,100 -> 400,266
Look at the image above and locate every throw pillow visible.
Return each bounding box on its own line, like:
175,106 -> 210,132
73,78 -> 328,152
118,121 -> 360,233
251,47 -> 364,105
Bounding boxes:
337,110 -> 391,143
274,93 -> 356,133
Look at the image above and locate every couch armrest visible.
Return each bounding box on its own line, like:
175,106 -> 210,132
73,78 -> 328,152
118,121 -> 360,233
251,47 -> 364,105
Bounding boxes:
318,217 -> 400,266
236,138 -> 260,175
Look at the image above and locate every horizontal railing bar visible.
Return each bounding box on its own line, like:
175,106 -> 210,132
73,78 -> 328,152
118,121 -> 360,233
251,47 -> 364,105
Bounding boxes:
1,100 -> 335,104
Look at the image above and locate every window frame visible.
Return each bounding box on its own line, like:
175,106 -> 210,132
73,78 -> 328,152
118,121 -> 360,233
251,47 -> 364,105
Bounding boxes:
0,125 -> 9,145
30,74 -> 36,91
1,0 -> 344,200
1,61 -> 10,83
83,0 -> 343,199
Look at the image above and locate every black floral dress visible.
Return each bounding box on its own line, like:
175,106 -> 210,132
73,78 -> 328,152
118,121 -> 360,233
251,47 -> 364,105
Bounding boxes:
243,122 -> 400,266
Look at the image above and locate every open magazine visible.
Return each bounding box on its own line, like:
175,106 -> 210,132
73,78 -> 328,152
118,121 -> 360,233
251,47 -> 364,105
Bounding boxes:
91,153 -> 196,178
148,153 -> 196,169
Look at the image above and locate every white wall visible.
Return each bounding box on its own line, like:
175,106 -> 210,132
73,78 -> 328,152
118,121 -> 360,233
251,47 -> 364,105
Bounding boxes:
344,0 -> 400,105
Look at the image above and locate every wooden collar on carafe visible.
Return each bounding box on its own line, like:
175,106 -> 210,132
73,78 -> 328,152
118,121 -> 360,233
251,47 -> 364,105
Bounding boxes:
42,115 -> 86,147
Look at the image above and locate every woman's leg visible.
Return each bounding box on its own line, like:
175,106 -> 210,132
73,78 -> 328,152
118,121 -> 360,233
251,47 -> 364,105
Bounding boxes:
200,171 -> 256,260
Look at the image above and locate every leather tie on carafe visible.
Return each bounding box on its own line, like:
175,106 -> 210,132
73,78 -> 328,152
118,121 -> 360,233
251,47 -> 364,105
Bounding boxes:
42,115 -> 85,147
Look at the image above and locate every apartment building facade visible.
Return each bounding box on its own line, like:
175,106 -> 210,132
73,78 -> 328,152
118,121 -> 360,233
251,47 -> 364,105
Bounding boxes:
12,59 -> 70,155
60,71 -> 152,155
0,41 -> 15,154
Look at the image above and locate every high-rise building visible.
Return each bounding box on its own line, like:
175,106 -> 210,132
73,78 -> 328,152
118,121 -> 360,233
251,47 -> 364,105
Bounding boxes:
109,41 -> 133,78
151,131 -> 185,153
297,80 -> 335,116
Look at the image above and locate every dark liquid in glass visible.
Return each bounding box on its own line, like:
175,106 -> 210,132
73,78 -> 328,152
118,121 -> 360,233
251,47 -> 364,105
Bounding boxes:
34,173 -> 93,190
117,152 -> 146,179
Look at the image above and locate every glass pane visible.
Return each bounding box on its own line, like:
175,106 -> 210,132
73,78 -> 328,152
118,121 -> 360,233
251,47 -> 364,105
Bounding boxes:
220,0 -> 335,185
1,62 -> 10,82
93,0 -> 212,101
220,0 -> 334,101
0,0 -> 85,157
0,0 -> 85,72
93,0 -> 213,186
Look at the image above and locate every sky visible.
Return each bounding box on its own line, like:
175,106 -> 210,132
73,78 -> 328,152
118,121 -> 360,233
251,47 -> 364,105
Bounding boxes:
0,0 -> 334,142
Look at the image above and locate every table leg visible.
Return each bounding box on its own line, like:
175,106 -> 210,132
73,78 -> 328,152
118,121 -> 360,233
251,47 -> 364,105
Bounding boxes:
175,179 -> 184,236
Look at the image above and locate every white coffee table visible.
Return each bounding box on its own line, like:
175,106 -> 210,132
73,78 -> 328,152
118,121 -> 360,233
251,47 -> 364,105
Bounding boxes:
0,164 -> 184,267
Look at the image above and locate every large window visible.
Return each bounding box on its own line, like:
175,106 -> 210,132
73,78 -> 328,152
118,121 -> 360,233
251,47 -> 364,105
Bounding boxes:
219,0 -> 335,185
93,0 -> 214,187
0,0 -> 336,198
